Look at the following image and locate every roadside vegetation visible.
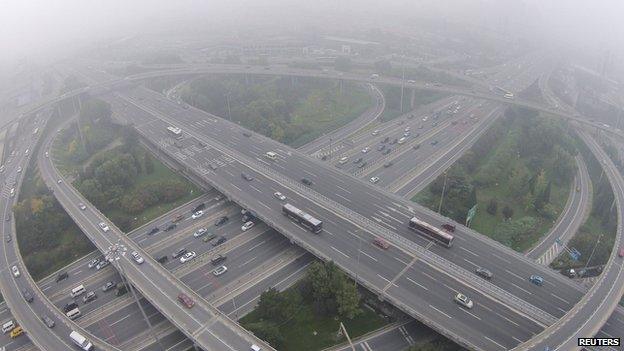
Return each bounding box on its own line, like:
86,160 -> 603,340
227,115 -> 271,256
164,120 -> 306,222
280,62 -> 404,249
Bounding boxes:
415,107 -> 577,251
53,98 -> 201,232
15,108 -> 95,280
241,261 -> 387,351
551,135 -> 618,270
180,75 -> 371,147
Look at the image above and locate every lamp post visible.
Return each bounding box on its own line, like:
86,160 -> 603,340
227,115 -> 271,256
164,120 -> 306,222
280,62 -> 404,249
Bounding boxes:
105,241 -> 164,350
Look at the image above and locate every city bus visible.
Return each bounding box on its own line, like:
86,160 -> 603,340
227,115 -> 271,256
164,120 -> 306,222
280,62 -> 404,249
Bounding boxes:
408,217 -> 454,247
282,203 -> 323,233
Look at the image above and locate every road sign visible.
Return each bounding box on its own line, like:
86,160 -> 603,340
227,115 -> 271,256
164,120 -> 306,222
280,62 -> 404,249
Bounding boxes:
466,204 -> 477,226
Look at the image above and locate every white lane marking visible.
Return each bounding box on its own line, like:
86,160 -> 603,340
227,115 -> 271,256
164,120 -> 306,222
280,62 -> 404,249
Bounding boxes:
334,193 -> 352,203
248,241 -> 266,251
359,250 -> 378,262
462,258 -> 478,267
459,308 -> 482,321
331,246 -> 350,258
504,269 -> 526,281
406,277 -> 429,290
483,336 -> 506,350
377,274 -> 397,287
549,293 -> 570,305
239,257 -> 257,268
429,305 -> 452,319
510,282 -> 532,295
459,246 -> 479,257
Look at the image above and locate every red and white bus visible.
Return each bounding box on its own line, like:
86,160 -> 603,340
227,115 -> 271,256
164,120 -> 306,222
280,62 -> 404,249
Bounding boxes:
408,217 -> 454,247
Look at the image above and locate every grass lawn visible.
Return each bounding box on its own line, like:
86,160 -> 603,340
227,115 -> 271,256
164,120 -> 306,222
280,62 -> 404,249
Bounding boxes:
242,302 -> 387,351
103,154 -> 202,231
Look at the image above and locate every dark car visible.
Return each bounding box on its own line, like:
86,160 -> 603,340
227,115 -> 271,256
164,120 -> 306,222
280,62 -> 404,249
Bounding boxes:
242,132 -> 252,137
383,161 -> 393,168
431,140 -> 439,146
390,138 -> 398,145
63,302 -> 78,313
210,236 -> 227,247
475,268 -> 493,280
211,254 -> 227,265
41,315 -> 55,328
55,271 -> 69,283
441,223 -> 456,232
241,173 -> 254,181
164,223 -> 177,232
377,144 -> 385,151
22,289 -> 34,303
413,144 -> 421,150
5,235 -> 11,243
358,162 -> 368,169
301,178 -> 313,186
147,227 -> 159,235
172,214 -> 184,223
215,216 -> 229,226
157,255 -> 169,264
382,148 -> 391,155
116,283 -> 129,297
382,136 -> 390,143
353,157 -> 363,164
192,203 -> 206,213
172,248 -> 188,259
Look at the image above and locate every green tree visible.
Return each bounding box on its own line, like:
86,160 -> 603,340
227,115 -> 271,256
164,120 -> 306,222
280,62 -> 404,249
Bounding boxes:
335,280 -> 361,319
256,288 -> 283,320
486,199 -> 498,215
245,321 -> 283,348
502,205 -> 514,220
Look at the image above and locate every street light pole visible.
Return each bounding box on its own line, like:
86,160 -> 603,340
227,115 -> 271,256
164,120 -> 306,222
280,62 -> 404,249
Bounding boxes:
106,241 -> 165,351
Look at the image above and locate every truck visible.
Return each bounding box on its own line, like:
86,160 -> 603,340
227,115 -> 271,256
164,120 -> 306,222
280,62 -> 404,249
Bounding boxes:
70,331 -> 93,351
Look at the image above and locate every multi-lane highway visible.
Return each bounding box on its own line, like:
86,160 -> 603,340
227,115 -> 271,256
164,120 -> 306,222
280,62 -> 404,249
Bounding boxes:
98,82 -> 587,350
38,123 -> 274,350
2,56 -> 620,350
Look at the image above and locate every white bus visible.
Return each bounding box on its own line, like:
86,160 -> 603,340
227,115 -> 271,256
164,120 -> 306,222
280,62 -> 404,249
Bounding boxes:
408,217 -> 454,247
166,126 -> 183,139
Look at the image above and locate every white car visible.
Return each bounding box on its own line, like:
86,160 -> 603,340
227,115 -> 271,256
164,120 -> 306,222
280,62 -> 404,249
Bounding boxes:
45,151 -> 49,158
193,228 -> 208,237
404,127 -> 411,132
96,260 -> 109,270
78,203 -> 87,210
338,156 -> 348,164
180,251 -> 196,263
371,130 -> 379,136
57,179 -> 62,184
370,176 -> 380,184
398,137 -> 406,144
191,210 -> 204,219
11,265 -> 20,278
273,192 -> 286,201
16,167 -> 22,173
98,222 -> 110,232
212,265 -> 228,276
88,258 -> 100,269
361,147 -> 370,153
241,221 -> 255,231
454,293 -> 474,309
131,251 -> 144,264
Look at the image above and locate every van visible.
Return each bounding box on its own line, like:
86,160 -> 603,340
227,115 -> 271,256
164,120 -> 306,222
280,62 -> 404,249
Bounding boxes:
265,151 -> 277,160
398,137 -> 406,144
70,284 -> 86,298
2,320 -> 15,334
70,331 -> 93,351
66,308 -> 81,320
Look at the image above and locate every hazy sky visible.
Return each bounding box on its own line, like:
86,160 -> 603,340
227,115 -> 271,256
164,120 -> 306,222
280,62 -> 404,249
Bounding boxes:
1,0 -> 622,66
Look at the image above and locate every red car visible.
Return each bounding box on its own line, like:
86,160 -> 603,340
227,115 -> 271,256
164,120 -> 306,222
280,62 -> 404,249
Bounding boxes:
373,237 -> 390,250
441,224 -> 456,233
178,293 -> 194,308
619,247 -> 624,258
